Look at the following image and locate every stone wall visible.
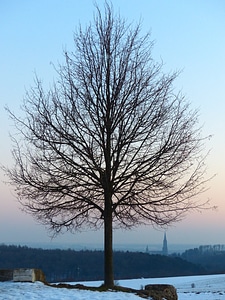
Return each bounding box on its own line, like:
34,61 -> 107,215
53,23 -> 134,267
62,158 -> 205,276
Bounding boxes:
0,269 -> 45,283
13,268 -> 46,283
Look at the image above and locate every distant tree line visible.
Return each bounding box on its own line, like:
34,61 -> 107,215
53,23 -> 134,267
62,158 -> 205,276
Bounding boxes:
198,244 -> 225,253
178,245 -> 225,274
0,244 -> 204,282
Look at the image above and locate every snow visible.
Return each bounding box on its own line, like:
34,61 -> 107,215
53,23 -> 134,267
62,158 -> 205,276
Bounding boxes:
1,274 -> 225,299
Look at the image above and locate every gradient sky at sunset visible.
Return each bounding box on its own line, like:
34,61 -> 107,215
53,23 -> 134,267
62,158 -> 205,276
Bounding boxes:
0,0 -> 225,249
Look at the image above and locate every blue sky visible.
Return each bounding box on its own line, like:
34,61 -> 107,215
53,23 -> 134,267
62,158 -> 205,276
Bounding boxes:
0,0 -> 225,249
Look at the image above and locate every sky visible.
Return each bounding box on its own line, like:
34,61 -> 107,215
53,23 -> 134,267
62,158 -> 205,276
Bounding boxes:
0,0 -> 225,250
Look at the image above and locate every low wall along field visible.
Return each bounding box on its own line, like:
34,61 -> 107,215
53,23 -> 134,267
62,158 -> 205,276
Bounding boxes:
0,269 -> 45,283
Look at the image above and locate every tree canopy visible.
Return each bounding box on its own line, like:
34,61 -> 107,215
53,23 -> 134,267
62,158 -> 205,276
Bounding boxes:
5,2 -> 210,287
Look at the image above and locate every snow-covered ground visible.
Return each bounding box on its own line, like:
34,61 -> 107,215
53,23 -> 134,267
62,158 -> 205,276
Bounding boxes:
1,274 -> 225,299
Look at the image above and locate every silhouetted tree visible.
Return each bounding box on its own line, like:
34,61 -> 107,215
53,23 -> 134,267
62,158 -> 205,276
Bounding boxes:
5,2 -> 210,287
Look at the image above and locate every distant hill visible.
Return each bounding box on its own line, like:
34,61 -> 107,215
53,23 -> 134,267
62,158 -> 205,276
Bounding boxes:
180,245 -> 225,274
0,244 -> 205,282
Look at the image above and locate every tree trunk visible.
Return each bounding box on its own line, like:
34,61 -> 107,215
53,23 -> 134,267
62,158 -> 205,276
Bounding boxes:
104,200 -> 114,288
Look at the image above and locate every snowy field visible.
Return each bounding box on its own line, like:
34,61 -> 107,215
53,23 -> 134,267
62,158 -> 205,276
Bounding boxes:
1,274 -> 225,299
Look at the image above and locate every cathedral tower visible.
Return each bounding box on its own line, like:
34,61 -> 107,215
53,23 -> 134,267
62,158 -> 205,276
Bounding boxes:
162,232 -> 168,255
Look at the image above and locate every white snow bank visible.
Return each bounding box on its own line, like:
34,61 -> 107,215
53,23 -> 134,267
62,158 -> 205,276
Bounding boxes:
1,274 -> 225,299
0,281 -> 140,300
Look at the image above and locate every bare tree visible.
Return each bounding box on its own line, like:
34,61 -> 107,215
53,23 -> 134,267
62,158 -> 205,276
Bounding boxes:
5,3 -> 210,287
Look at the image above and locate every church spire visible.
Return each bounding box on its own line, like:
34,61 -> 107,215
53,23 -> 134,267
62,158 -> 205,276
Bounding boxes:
162,232 -> 168,255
